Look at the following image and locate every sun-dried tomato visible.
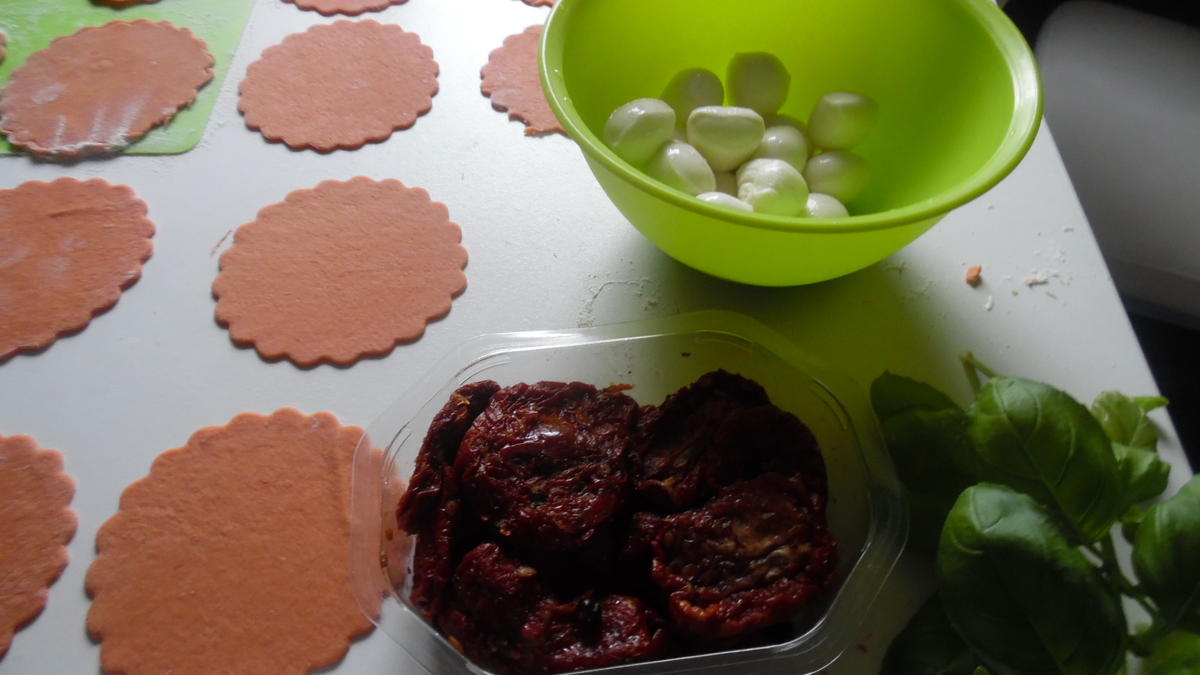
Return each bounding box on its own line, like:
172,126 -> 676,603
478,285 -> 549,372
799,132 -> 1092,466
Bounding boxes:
441,543 -> 671,674
399,372 -> 841,672
396,381 -> 499,619
628,371 -> 766,511
455,382 -> 638,558
525,594 -> 671,673
439,542 -> 552,674
630,370 -> 826,512
397,380 -> 500,532
633,474 -> 838,640
709,404 -> 828,507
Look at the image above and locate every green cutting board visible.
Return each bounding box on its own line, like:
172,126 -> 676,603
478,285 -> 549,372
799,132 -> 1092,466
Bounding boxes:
0,0 -> 256,155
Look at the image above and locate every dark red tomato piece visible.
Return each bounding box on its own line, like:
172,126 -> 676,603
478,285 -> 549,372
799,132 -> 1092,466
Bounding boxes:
634,474 -> 839,640
709,404 -> 828,508
455,382 -> 638,557
407,482 -> 472,619
439,542 -> 554,674
397,381 -> 499,619
628,370 -> 771,511
397,380 -> 500,533
525,594 -> 671,673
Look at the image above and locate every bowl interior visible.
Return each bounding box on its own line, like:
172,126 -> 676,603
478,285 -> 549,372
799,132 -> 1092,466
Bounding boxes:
543,0 -> 1041,225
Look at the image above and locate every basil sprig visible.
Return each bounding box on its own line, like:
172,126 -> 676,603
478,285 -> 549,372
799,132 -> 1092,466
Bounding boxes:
877,353 -> 1194,674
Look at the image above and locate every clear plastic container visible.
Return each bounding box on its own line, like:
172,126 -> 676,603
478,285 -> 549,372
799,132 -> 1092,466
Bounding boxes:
349,310 -> 907,674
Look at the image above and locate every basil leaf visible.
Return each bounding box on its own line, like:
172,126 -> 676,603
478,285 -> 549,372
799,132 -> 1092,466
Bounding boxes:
1135,395 -> 1170,412
938,484 -> 1127,675
1091,390 -> 1167,450
907,490 -> 960,555
882,594 -> 979,675
1143,631 -> 1200,674
871,373 -> 977,553
881,408 -> 975,493
1133,475 -> 1200,633
872,371 -> 962,418
967,377 -> 1124,542
1112,442 -> 1170,506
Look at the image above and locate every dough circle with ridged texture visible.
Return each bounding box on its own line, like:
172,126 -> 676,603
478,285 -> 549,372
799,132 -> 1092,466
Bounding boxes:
283,0 -> 407,16
92,0 -> 161,7
0,21 -> 213,158
239,20 -> 438,151
481,25 -> 564,136
0,435 -> 77,659
85,409 -> 375,675
212,177 -> 468,367
0,178 -> 155,361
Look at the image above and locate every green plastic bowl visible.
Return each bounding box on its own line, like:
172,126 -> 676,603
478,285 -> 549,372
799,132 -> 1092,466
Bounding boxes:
540,0 -> 1042,286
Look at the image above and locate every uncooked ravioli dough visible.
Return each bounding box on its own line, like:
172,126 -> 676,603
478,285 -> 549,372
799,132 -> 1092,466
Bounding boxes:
0,179 -> 155,361
283,0 -> 408,16
239,20 -> 438,151
85,409 -> 375,675
212,177 -> 468,367
0,21 -> 213,159
92,0 -> 161,7
0,435 -> 76,660
481,25 -> 565,136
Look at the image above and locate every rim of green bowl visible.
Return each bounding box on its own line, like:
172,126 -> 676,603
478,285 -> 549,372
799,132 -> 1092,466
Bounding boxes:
540,0 -> 1044,235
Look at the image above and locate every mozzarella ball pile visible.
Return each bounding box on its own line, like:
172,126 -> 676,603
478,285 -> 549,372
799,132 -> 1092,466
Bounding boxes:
602,53 -> 877,218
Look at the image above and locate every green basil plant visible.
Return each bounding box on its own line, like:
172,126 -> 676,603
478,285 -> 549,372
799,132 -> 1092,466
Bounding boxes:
876,353 -> 1197,675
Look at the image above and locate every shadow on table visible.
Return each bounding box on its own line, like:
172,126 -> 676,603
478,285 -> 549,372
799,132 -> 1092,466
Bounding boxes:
591,237 -> 973,403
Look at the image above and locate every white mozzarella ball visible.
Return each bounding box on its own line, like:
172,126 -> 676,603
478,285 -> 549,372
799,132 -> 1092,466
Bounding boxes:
803,150 -> 870,202
713,171 -> 738,196
736,158 -> 809,216
752,125 -> 810,170
697,191 -> 754,212
661,68 -> 724,130
764,113 -> 807,133
604,98 -> 676,166
805,192 -> 850,218
686,105 -> 765,172
646,140 -> 717,195
727,52 -> 791,116
808,92 -> 878,150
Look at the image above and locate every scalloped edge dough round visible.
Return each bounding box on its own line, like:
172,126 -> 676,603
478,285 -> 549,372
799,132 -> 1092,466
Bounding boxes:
238,20 -> 438,152
85,409 -> 375,674
480,25 -> 565,136
212,177 -> 468,367
91,0 -> 161,7
0,20 -> 213,158
282,0 -> 408,16
0,178 -> 155,361
0,435 -> 77,659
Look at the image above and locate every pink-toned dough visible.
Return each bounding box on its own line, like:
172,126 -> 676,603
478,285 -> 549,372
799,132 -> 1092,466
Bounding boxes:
212,177 -> 468,367
481,25 -> 565,136
86,409 -> 376,674
0,435 -> 77,659
239,20 -> 438,151
282,0 -> 408,16
0,20 -> 213,158
0,178 -> 155,361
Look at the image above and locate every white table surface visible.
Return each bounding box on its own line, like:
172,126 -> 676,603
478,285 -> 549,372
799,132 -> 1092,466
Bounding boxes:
1,0 -> 1193,673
